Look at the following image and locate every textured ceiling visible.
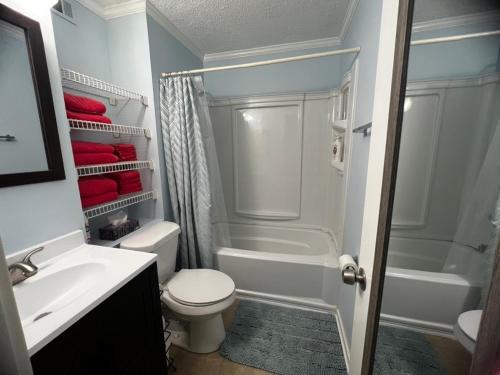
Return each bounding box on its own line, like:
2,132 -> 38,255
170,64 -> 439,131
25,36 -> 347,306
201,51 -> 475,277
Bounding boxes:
149,0 -> 350,54
92,0 -> 500,55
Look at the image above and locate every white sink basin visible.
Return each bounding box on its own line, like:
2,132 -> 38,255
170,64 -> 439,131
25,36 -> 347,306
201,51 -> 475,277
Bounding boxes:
8,238 -> 157,356
13,262 -> 107,326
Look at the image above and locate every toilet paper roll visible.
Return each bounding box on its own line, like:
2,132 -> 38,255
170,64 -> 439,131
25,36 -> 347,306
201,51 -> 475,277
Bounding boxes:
339,254 -> 358,272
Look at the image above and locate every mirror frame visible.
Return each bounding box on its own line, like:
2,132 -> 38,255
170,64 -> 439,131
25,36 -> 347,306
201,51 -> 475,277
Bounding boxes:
0,3 -> 65,188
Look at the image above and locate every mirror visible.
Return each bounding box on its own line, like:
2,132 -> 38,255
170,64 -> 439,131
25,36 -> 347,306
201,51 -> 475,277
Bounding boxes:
373,0 -> 500,373
0,4 -> 64,188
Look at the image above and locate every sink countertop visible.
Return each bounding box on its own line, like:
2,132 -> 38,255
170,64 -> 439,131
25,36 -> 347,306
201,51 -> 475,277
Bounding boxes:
13,243 -> 156,356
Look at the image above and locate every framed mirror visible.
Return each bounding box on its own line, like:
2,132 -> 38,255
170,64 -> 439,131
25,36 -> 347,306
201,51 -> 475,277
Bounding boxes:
0,3 -> 64,188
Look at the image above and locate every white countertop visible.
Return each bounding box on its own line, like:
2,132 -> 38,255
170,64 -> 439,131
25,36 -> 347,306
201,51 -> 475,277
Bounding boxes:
12,243 -> 156,356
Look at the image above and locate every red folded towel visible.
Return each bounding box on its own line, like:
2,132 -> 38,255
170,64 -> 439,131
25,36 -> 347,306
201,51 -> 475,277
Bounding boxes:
72,141 -> 114,154
113,144 -> 137,161
81,191 -> 118,208
118,182 -> 143,195
67,110 -> 112,124
109,170 -> 141,183
64,92 -> 106,114
78,176 -> 118,198
74,153 -> 119,166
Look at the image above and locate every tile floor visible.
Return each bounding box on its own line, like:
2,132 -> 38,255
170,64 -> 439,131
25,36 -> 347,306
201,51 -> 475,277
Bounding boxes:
167,299 -> 472,375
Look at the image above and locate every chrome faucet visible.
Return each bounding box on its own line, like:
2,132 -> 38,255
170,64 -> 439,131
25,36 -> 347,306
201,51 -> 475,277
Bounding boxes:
8,247 -> 44,286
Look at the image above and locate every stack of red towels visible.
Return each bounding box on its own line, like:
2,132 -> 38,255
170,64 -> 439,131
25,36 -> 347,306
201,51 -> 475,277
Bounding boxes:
64,92 -> 112,124
110,143 -> 142,195
110,171 -> 143,195
71,139 -> 143,206
78,176 -> 118,208
72,141 -> 119,166
113,143 -> 137,161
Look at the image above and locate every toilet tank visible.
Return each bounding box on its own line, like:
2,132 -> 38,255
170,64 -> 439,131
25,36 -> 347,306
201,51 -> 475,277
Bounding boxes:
120,221 -> 180,283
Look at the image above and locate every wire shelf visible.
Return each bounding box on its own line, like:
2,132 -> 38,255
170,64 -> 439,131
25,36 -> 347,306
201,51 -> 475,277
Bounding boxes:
61,68 -> 148,105
77,160 -> 154,177
84,191 -> 156,219
69,119 -> 151,138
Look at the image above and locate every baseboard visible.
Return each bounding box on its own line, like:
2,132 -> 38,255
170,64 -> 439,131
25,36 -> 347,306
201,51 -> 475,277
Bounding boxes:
380,313 -> 455,339
235,289 -> 351,372
236,289 -> 334,313
333,307 -> 350,373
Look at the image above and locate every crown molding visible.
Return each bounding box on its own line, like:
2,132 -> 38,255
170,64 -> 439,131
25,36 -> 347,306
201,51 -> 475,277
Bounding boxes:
103,0 -> 145,19
74,0 -> 106,18
338,0 -> 359,41
145,2 -> 204,60
204,37 -> 342,63
412,11 -> 500,33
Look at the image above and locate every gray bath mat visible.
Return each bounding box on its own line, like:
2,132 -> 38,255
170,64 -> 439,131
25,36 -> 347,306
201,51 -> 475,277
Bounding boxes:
374,326 -> 445,375
220,300 -> 347,375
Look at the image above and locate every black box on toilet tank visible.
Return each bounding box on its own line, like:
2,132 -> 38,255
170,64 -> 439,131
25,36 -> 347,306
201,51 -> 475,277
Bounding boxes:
99,219 -> 139,241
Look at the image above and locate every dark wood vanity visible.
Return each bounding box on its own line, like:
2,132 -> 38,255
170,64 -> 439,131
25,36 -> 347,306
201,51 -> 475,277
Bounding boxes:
30,264 -> 167,375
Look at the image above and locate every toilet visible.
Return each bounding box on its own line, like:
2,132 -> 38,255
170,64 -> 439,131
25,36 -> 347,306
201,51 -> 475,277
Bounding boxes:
454,310 -> 482,353
120,221 -> 236,354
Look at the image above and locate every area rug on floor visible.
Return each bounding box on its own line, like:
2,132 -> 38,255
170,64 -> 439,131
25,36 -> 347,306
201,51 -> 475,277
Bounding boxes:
220,300 -> 347,375
374,326 -> 446,375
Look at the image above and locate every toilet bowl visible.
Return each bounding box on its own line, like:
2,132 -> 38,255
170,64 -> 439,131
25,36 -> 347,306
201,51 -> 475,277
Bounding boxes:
454,310 -> 482,353
161,269 -> 235,353
120,221 -> 236,354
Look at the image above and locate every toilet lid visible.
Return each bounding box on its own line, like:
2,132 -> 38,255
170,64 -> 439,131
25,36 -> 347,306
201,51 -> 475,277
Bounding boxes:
167,269 -> 235,306
458,310 -> 482,341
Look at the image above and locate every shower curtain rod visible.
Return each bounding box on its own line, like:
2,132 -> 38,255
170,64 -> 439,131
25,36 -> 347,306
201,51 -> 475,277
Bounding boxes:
161,29 -> 499,77
161,47 -> 361,77
410,30 -> 500,46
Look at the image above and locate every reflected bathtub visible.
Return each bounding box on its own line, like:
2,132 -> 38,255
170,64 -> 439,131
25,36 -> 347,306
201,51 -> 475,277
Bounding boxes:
381,237 -> 483,333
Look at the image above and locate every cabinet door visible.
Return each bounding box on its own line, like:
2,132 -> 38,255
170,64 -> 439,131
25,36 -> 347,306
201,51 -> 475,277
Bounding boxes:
31,264 -> 167,375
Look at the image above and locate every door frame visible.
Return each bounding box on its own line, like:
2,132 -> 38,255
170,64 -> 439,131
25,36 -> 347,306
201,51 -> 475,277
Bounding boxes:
359,0 -> 500,374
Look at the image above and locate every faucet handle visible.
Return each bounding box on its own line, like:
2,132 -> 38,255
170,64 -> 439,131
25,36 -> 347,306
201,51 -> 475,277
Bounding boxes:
22,246 -> 44,266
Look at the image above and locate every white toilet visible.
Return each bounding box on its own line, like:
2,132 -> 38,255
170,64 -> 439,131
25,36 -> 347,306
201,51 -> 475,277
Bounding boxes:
454,310 -> 482,353
121,221 -> 236,354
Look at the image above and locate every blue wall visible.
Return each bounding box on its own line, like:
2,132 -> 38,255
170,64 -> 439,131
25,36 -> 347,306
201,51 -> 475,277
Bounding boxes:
51,1 -> 112,80
203,49 -> 344,97
146,15 -> 203,219
408,22 -> 500,80
0,1 -> 84,255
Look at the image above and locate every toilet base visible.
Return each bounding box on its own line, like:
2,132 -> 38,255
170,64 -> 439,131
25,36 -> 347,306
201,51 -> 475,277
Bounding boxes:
168,314 -> 226,354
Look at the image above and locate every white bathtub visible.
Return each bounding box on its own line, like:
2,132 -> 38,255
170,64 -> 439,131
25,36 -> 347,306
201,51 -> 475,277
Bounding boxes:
214,223 -> 340,308
381,237 -> 483,334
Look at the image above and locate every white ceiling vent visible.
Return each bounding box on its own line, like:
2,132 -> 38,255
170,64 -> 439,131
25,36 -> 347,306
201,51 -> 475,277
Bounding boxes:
53,0 -> 75,23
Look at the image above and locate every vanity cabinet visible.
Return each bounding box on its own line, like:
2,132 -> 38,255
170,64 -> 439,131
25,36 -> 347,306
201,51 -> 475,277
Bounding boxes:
31,264 -> 167,375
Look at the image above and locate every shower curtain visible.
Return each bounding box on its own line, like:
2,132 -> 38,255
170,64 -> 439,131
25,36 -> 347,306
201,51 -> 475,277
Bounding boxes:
159,76 -> 228,269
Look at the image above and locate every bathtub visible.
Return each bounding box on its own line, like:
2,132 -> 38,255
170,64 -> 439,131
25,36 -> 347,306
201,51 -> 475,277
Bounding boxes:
214,223 -> 340,308
381,237 -> 483,334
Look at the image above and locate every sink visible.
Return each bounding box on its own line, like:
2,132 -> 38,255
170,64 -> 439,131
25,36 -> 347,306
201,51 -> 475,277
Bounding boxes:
13,262 -> 107,326
7,233 -> 157,356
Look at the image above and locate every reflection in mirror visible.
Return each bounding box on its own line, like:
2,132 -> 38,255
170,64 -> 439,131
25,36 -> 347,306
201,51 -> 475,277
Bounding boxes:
0,19 -> 48,175
374,1 -> 500,374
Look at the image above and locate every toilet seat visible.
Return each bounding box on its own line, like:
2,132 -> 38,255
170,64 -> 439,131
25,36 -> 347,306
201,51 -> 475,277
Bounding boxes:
454,310 -> 482,353
166,269 -> 235,307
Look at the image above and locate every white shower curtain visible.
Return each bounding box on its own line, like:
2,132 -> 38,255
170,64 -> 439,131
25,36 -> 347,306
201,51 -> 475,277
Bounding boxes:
159,76 -> 214,269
